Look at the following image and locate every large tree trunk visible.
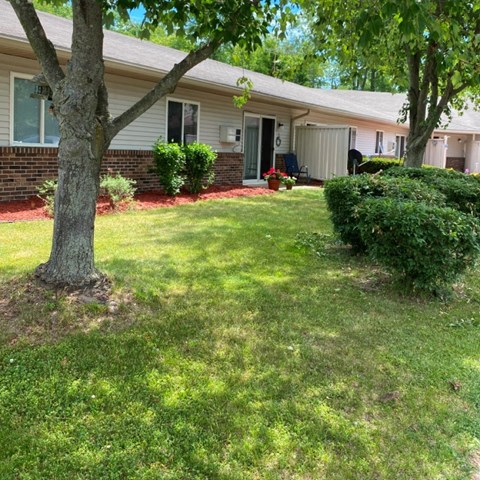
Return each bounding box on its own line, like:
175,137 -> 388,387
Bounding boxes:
36,134 -> 104,286
404,135 -> 428,168
35,0 -> 107,287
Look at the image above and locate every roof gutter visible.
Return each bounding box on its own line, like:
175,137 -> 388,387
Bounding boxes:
290,109 -> 311,152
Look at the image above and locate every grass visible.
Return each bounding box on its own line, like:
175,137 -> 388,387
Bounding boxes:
0,189 -> 479,479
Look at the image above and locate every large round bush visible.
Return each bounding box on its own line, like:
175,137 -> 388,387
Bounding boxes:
357,197 -> 480,293
324,174 -> 446,251
382,167 -> 480,216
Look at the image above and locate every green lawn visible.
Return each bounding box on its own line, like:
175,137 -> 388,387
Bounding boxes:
1,189 -> 479,479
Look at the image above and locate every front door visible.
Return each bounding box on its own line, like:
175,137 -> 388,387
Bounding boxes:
243,115 -> 275,181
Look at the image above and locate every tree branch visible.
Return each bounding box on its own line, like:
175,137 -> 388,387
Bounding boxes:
107,41 -> 219,141
8,0 -> 64,87
416,76 -> 467,148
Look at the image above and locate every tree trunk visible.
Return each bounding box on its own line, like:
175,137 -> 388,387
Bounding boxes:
404,135 -> 428,168
36,127 -> 105,286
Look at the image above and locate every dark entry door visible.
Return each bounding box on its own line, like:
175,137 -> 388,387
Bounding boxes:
260,118 -> 275,175
243,115 -> 275,181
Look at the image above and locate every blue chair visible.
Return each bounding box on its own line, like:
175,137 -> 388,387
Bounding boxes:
284,153 -> 311,183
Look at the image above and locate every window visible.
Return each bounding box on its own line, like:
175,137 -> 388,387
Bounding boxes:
11,74 -> 59,145
167,99 -> 199,144
395,135 -> 406,158
375,131 -> 384,154
349,127 -> 357,150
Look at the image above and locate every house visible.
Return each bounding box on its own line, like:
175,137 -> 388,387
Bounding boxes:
1,0 -> 480,202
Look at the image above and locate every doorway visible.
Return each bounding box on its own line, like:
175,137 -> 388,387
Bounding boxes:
243,114 -> 275,182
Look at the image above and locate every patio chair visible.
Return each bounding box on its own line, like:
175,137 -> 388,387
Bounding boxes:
284,153 -> 311,183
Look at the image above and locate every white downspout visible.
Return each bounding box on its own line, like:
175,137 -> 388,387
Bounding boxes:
290,109 -> 311,153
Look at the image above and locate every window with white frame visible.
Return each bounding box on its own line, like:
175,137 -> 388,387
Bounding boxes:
167,99 -> 199,144
11,74 -> 59,145
375,131 -> 384,154
349,127 -> 357,150
395,134 -> 406,158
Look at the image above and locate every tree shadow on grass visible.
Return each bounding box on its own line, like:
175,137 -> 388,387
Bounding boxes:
1,250 -> 479,478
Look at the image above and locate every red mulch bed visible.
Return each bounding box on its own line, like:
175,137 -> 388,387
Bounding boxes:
0,186 -> 274,223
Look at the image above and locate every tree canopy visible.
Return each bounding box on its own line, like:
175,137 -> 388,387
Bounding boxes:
303,0 -> 480,166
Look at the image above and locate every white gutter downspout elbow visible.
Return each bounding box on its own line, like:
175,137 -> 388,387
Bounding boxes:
290,109 -> 311,153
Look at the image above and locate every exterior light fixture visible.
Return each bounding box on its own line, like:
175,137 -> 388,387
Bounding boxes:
30,73 -> 53,101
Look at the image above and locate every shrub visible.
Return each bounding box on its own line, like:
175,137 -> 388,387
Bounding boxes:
100,173 -> 136,209
324,174 -> 445,251
357,157 -> 403,174
357,198 -> 480,293
183,142 -> 217,194
36,179 -> 57,217
382,166 -> 465,181
153,141 -> 186,196
382,167 -> 480,216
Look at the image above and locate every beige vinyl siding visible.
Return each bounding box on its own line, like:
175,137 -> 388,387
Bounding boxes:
0,60 -> 9,145
88,74 -> 292,153
446,135 -> 467,158
105,73 -> 165,150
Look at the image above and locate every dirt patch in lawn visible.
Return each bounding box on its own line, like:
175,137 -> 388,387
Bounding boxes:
0,275 -> 141,346
0,185 -> 274,223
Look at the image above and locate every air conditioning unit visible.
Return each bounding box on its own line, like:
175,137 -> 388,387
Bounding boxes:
220,126 -> 241,143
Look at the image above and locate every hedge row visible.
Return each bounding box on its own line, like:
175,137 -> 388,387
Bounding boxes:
324,169 -> 480,294
357,157 -> 403,174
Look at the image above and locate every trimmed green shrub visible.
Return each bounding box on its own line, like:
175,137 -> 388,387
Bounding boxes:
37,179 -> 57,217
153,141 -> 186,196
382,165 -> 467,181
357,198 -> 480,293
357,157 -> 403,174
183,142 -> 217,194
324,174 -> 446,251
100,173 -> 136,209
382,167 -> 480,216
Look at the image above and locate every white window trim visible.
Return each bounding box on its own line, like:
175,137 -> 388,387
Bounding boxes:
349,126 -> 358,150
375,130 -> 384,154
395,133 -> 406,158
165,97 -> 200,143
10,72 -> 58,147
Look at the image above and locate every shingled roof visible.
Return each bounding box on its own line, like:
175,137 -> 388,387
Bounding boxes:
1,0 -> 479,132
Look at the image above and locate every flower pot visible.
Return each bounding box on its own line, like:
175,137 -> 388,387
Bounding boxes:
267,179 -> 281,191
286,184 -> 293,190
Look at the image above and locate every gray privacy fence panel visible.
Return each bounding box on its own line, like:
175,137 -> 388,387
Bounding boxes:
295,125 -> 349,180
424,138 -> 447,168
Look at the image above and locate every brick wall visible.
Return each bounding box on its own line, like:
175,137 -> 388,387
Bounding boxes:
0,147 -> 58,202
0,147 -> 245,202
213,152 -> 244,185
446,157 -> 465,172
102,150 -> 160,193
